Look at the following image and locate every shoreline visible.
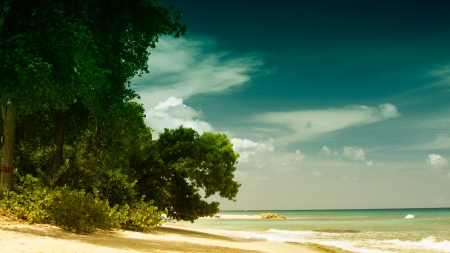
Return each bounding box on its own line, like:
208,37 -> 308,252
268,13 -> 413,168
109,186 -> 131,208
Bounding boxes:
0,216 -> 324,253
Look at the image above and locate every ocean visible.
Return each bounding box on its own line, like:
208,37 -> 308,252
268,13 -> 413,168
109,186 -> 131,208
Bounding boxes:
177,208 -> 450,253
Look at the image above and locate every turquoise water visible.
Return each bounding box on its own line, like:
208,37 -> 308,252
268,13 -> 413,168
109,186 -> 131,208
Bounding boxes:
178,208 -> 450,253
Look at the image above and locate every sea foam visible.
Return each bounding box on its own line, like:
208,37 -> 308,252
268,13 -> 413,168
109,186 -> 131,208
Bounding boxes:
210,228 -> 450,253
381,236 -> 450,252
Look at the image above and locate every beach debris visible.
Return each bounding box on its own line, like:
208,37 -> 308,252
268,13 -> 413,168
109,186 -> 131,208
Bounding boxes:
258,213 -> 286,219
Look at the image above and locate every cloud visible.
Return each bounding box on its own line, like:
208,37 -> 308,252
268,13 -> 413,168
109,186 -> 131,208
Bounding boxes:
429,65 -> 450,86
271,150 -> 306,172
319,145 -> 339,156
231,138 -> 274,163
409,133 -> 450,150
146,97 -> 213,138
320,145 -> 331,156
132,36 -> 264,107
343,146 -> 366,161
341,146 -> 374,165
231,138 -> 305,172
426,154 -> 448,168
253,103 -> 400,145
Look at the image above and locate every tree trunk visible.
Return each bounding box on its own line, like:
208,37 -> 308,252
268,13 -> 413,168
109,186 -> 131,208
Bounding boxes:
51,110 -> 65,168
1,99 -> 16,195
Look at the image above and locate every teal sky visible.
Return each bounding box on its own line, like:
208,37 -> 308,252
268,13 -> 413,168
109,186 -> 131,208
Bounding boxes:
132,0 -> 450,209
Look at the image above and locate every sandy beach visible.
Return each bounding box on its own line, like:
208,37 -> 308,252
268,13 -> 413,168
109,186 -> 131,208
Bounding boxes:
0,215 -> 322,253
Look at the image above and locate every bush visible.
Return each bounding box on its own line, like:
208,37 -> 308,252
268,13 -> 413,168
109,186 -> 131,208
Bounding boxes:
120,198 -> 162,231
49,188 -> 120,233
0,174 -> 51,223
0,174 -> 162,233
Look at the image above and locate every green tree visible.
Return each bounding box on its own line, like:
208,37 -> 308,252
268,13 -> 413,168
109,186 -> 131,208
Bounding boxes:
0,0 -> 185,192
136,126 -> 241,222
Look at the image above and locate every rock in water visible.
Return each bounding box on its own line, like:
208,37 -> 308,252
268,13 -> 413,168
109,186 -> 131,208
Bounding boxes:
259,213 -> 286,219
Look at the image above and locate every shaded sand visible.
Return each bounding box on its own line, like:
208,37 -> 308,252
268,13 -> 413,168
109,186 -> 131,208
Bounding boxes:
0,215 -> 321,253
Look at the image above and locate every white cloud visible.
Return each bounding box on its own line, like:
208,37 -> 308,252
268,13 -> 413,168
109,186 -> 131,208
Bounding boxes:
272,150 -> 306,171
426,154 -> 448,168
320,145 -> 331,156
231,138 -> 274,163
366,161 -> 374,166
132,36 -> 263,107
231,138 -> 306,172
253,103 -> 400,145
319,145 -> 339,156
146,97 -> 213,138
343,146 -> 366,161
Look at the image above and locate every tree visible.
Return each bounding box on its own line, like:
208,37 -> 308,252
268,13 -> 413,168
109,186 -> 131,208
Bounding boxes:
136,126 -> 241,222
0,0 -> 186,192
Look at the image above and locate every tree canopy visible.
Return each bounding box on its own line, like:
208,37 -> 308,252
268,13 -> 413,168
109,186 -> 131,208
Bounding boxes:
0,0 -> 241,231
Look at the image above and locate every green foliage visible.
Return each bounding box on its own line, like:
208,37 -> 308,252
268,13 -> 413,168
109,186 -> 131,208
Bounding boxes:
135,126 -> 241,222
0,175 -> 118,233
0,173 -> 161,233
47,187 -> 120,233
5,98 -> 241,229
120,198 -> 162,231
0,174 -> 51,223
1,0 -> 240,231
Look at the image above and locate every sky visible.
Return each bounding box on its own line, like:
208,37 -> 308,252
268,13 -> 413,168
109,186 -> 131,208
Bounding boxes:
131,0 -> 450,210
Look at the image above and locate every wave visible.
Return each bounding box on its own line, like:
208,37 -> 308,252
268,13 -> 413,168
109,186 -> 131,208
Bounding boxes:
208,228 -> 450,252
380,236 -> 450,252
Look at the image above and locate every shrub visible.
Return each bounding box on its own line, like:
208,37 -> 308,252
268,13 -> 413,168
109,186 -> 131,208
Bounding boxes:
120,198 -> 162,231
47,187 -> 120,233
0,174 -> 51,223
0,174 -> 162,233
0,175 -> 120,233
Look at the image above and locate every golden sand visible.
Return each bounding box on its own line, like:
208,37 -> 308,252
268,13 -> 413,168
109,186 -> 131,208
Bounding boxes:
0,215 -> 323,253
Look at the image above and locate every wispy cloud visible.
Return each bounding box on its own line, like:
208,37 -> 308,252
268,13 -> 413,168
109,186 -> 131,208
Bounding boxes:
429,65 -> 450,86
146,97 -> 213,138
253,103 -> 400,145
132,36 -> 264,108
408,133 -> 450,150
